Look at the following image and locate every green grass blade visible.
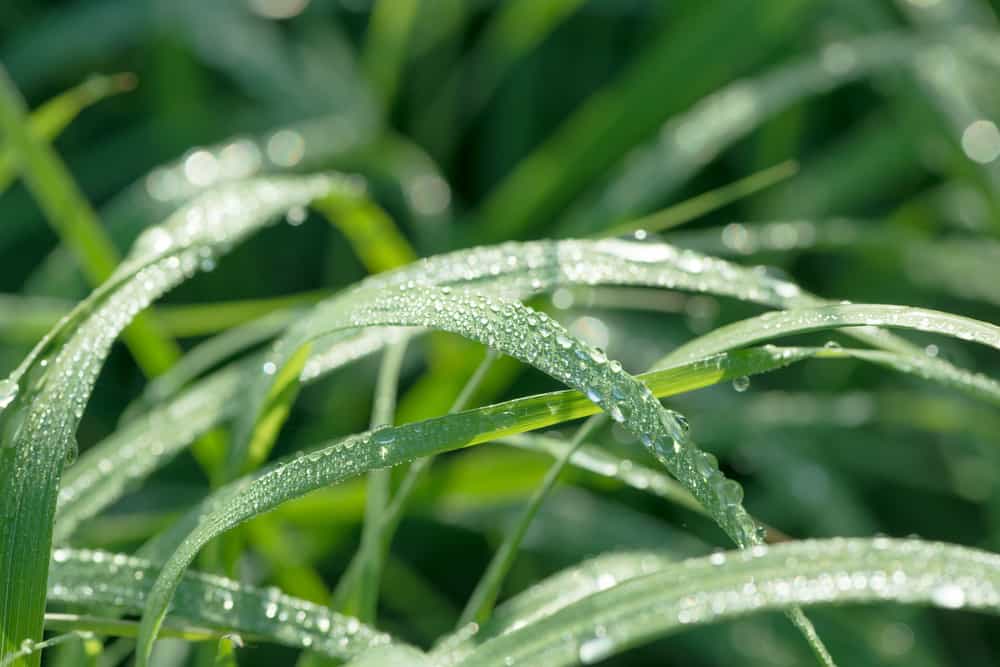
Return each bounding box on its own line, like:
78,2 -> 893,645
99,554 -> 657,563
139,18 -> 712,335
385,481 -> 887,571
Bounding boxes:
54,241 -> 999,547
47,548 -> 393,660
0,65 -> 179,377
556,30 -> 988,237
362,0 -> 421,112
122,338 -> 999,662
0,72 -> 135,194
459,415 -> 606,627
478,1 -> 813,241
499,433 -> 704,515
135,293 -> 823,662
597,160 -> 799,238
429,538 -> 1000,666
305,351 -> 499,667
0,632 -> 90,667
338,341 -> 409,622
667,303 -> 1000,365
0,174 -> 348,667
413,0 -> 587,154
0,292 -> 325,344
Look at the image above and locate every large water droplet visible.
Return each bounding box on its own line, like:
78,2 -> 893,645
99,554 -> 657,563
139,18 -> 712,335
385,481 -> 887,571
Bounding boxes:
0,378 -> 18,409
732,376 -> 750,392
715,478 -> 744,506
578,632 -> 615,664
931,584 -> 966,609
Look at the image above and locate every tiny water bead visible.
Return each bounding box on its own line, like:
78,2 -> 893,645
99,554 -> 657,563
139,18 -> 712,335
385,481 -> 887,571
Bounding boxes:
0,378 -> 18,409
731,375 -> 750,392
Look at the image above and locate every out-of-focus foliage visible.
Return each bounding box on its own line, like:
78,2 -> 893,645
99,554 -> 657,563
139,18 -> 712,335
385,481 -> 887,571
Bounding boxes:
3,0 -> 1000,665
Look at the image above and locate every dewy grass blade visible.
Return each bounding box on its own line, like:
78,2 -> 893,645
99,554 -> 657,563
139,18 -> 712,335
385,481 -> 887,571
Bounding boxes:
0,174 -> 352,666
666,304 -> 1000,365
429,538 -> 1000,666
133,290 -> 828,662
54,248 -> 1000,548
47,548 -> 394,660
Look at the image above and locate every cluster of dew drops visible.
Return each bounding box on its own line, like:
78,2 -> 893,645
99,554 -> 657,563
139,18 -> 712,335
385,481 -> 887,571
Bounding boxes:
0,176 -> 338,464
338,282 -> 762,546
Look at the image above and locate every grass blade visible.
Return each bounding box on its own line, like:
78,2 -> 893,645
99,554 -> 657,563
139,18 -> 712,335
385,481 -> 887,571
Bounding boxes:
337,341 -> 409,621
557,30 -> 992,236
667,303 -> 1000,365
430,538 -> 1000,666
134,289 -> 823,662
459,415 -> 606,627
47,548 -> 393,660
0,65 -> 179,377
0,174 -> 349,666
478,1 -> 812,241
362,0 -> 421,112
0,72 -> 135,195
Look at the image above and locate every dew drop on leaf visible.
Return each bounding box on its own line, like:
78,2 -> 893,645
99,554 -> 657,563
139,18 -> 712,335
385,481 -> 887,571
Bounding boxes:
578,631 -> 615,664
0,378 -> 18,409
732,375 -> 750,392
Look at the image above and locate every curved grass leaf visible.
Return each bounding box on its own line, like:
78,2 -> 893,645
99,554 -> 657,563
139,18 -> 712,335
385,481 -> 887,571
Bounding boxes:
432,537 -> 1000,666
0,174 -> 352,665
0,72 -> 135,195
342,341 -> 409,622
54,238 -> 997,557
670,220 -> 1000,308
0,64 -> 180,378
557,30 -> 997,236
47,548 -> 393,661
54,239 -> 996,542
667,303 -> 1000,363
134,288 -> 768,663
477,1 -> 814,241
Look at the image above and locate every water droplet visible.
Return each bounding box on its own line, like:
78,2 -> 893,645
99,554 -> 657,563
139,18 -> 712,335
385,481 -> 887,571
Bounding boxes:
64,438 -> 79,467
0,378 -> 18,409
925,344 -> 939,357
667,409 -> 690,435
732,375 -> 750,392
823,340 -> 841,350
932,584 -> 966,609
578,633 -> 615,664
556,334 -> 573,349
262,361 -> 277,375
286,206 -> 307,226
716,479 -> 744,506
19,639 -> 35,654
694,451 -> 718,478
373,428 -> 395,445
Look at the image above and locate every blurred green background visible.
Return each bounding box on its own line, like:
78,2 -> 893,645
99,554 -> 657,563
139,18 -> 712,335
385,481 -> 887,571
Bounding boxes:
4,0 -> 1000,664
